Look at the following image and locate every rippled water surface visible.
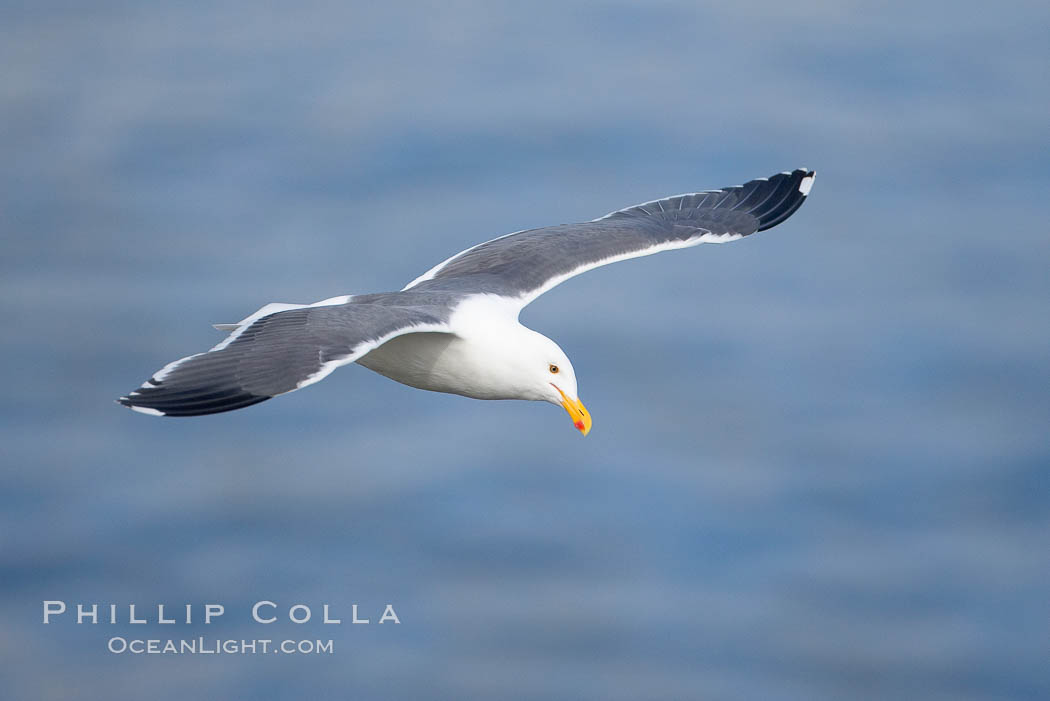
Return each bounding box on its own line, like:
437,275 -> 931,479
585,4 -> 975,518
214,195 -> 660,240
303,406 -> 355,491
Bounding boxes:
2,2 -> 1048,699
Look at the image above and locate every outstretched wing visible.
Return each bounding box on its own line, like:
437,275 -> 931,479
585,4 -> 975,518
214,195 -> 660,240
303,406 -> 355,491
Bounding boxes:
118,301 -> 451,416
404,169 -> 814,308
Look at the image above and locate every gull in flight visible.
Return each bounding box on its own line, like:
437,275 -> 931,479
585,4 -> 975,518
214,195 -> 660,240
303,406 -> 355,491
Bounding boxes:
119,168 -> 815,435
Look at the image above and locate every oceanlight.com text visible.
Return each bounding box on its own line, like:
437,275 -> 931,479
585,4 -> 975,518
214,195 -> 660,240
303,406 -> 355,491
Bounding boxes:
107,637 -> 334,655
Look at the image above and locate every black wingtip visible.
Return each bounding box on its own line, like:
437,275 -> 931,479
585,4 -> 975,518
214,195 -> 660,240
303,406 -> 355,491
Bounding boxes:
116,395 -> 168,417
753,169 -> 815,232
117,386 -> 269,417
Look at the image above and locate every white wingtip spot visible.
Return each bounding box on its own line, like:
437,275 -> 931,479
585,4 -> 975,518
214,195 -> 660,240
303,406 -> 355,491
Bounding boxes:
129,405 -> 164,417
799,174 -> 815,196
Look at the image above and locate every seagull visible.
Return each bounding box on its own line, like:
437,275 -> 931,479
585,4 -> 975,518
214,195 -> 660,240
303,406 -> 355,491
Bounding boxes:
119,168 -> 815,434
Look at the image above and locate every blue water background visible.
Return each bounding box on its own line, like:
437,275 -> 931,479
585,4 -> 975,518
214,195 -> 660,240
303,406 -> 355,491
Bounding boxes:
1,2 -> 1048,699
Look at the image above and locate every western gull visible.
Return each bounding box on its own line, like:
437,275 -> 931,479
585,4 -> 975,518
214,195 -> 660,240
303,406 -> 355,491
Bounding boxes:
119,168 -> 815,434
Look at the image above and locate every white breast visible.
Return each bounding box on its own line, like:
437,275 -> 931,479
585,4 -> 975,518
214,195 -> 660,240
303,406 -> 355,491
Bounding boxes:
357,332 -> 458,393
357,293 -> 541,400
355,330 -> 517,399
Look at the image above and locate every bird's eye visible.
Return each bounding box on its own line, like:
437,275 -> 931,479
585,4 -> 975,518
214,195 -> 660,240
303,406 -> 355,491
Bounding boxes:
549,364 -> 559,374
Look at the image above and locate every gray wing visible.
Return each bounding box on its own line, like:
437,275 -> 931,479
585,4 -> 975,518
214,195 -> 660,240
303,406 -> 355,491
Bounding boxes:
118,301 -> 451,416
404,169 -> 814,306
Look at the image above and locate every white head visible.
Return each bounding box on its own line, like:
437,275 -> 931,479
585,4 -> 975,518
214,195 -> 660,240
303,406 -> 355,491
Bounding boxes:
501,328 -> 591,436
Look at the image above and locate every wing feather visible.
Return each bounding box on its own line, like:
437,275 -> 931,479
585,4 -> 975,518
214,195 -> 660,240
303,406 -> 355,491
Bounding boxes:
405,169 -> 814,308
118,303 -> 450,416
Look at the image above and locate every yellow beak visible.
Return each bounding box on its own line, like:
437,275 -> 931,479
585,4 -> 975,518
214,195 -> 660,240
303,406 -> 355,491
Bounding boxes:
554,385 -> 592,436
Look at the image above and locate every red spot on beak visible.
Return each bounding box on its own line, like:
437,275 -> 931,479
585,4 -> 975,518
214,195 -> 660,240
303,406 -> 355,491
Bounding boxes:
574,420 -> 585,431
